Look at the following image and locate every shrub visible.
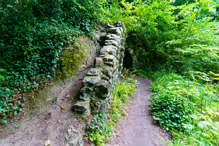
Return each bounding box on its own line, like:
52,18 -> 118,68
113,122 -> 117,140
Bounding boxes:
151,94 -> 193,131
149,72 -> 219,145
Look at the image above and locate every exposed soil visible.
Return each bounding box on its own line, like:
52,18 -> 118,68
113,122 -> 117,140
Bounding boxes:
107,77 -> 170,146
0,105 -> 82,146
0,69 -> 90,146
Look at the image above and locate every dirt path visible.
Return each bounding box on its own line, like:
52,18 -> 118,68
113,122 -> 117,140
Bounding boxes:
107,77 -> 170,146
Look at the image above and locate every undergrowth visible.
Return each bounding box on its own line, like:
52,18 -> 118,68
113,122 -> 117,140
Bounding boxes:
0,0 -> 100,124
152,72 -> 219,146
87,73 -> 139,146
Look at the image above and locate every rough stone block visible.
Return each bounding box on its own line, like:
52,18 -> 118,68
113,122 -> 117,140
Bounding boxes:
95,57 -> 103,68
91,98 -> 111,114
103,55 -> 117,67
100,46 -> 117,56
108,27 -> 122,36
83,76 -> 101,86
115,22 -> 125,31
103,55 -> 116,62
72,99 -> 91,115
102,66 -> 113,78
101,75 -> 110,82
106,34 -> 120,41
86,68 -> 100,76
65,126 -> 83,146
105,40 -> 120,47
78,87 -> 93,101
94,80 -> 112,99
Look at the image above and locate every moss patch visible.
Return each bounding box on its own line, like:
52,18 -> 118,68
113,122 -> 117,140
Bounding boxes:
57,36 -> 96,80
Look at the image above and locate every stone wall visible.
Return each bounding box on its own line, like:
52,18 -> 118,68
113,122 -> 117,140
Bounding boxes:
73,23 -> 125,115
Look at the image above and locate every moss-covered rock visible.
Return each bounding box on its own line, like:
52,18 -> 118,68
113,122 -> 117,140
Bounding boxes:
57,36 -> 96,80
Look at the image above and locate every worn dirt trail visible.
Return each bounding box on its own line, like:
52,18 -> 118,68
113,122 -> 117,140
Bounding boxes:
107,77 -> 169,146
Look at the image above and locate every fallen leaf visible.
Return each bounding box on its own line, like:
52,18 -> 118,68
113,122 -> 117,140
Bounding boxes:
86,115 -> 93,122
61,105 -> 67,111
45,140 -> 51,146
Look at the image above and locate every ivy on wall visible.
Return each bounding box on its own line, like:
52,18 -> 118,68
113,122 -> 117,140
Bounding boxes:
0,0 -> 100,124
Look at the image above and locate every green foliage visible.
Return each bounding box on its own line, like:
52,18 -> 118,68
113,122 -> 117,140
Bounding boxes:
87,73 -> 139,145
151,93 -> 193,131
99,0 -> 218,71
98,2 -> 218,144
1,0 -> 219,145
173,0 -> 196,6
166,46 -> 219,73
98,0 -> 218,145
87,113 -> 111,146
188,71 -> 219,84
57,36 -> 92,79
136,71 -> 219,145
0,0 -> 101,123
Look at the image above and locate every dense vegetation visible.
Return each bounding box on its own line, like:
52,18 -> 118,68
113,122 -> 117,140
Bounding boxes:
0,0 -> 101,124
97,0 -> 218,145
1,0 -> 218,145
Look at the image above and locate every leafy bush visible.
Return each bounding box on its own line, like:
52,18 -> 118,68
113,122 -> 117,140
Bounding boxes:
148,72 -> 219,145
87,113 -> 111,146
151,94 -> 193,131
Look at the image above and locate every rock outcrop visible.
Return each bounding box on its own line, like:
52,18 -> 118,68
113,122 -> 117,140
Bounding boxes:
72,23 -> 125,115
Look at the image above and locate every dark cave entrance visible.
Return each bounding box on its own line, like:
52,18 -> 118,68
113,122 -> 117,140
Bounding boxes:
123,50 -> 133,70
